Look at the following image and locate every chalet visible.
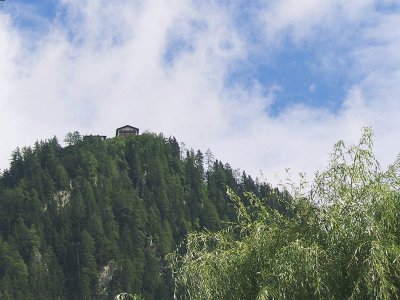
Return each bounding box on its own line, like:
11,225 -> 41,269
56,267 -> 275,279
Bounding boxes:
116,125 -> 139,137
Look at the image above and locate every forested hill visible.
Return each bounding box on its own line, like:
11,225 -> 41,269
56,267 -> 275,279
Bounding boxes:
0,132 -> 286,299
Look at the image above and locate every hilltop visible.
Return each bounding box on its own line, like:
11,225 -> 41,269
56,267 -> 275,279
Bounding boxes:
0,132 -> 286,299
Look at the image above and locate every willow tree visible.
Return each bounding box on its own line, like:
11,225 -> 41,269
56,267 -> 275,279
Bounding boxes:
169,128 -> 400,299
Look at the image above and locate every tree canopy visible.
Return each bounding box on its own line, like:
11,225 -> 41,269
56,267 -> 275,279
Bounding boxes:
169,128 -> 400,299
0,132 -> 284,299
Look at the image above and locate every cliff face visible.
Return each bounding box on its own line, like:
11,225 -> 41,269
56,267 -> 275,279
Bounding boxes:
0,133 -> 279,299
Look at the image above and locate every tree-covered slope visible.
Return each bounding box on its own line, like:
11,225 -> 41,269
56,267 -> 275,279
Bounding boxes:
0,132 -> 284,299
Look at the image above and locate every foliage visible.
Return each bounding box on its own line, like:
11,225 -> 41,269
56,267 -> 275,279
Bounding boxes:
64,131 -> 82,146
0,132 -> 282,299
169,128 -> 400,299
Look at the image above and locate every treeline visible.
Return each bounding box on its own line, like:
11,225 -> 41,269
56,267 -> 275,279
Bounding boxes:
0,132 -> 286,299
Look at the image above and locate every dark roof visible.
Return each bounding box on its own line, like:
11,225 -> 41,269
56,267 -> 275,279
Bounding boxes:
116,125 -> 139,131
83,135 -> 107,140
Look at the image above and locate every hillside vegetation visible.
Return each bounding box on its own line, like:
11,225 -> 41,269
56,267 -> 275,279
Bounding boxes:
170,128 -> 400,299
0,132 -> 285,299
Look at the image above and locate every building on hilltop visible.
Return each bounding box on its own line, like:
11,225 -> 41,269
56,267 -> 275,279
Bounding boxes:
116,125 -> 139,137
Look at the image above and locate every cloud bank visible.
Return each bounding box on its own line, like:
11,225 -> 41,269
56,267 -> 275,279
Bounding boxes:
0,0 -> 399,184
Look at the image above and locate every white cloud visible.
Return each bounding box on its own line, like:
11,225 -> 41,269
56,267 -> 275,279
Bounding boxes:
0,0 -> 400,186
259,0 -> 375,43
0,12 -> 23,159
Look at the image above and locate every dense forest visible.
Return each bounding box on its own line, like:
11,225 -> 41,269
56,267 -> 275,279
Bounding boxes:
0,132 -> 287,299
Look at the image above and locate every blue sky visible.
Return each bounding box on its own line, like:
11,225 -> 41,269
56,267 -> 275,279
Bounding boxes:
1,0 -> 400,184
227,45 -> 350,116
4,0 -> 352,113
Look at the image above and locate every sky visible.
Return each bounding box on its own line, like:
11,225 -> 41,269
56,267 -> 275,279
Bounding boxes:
1,0 -> 400,185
